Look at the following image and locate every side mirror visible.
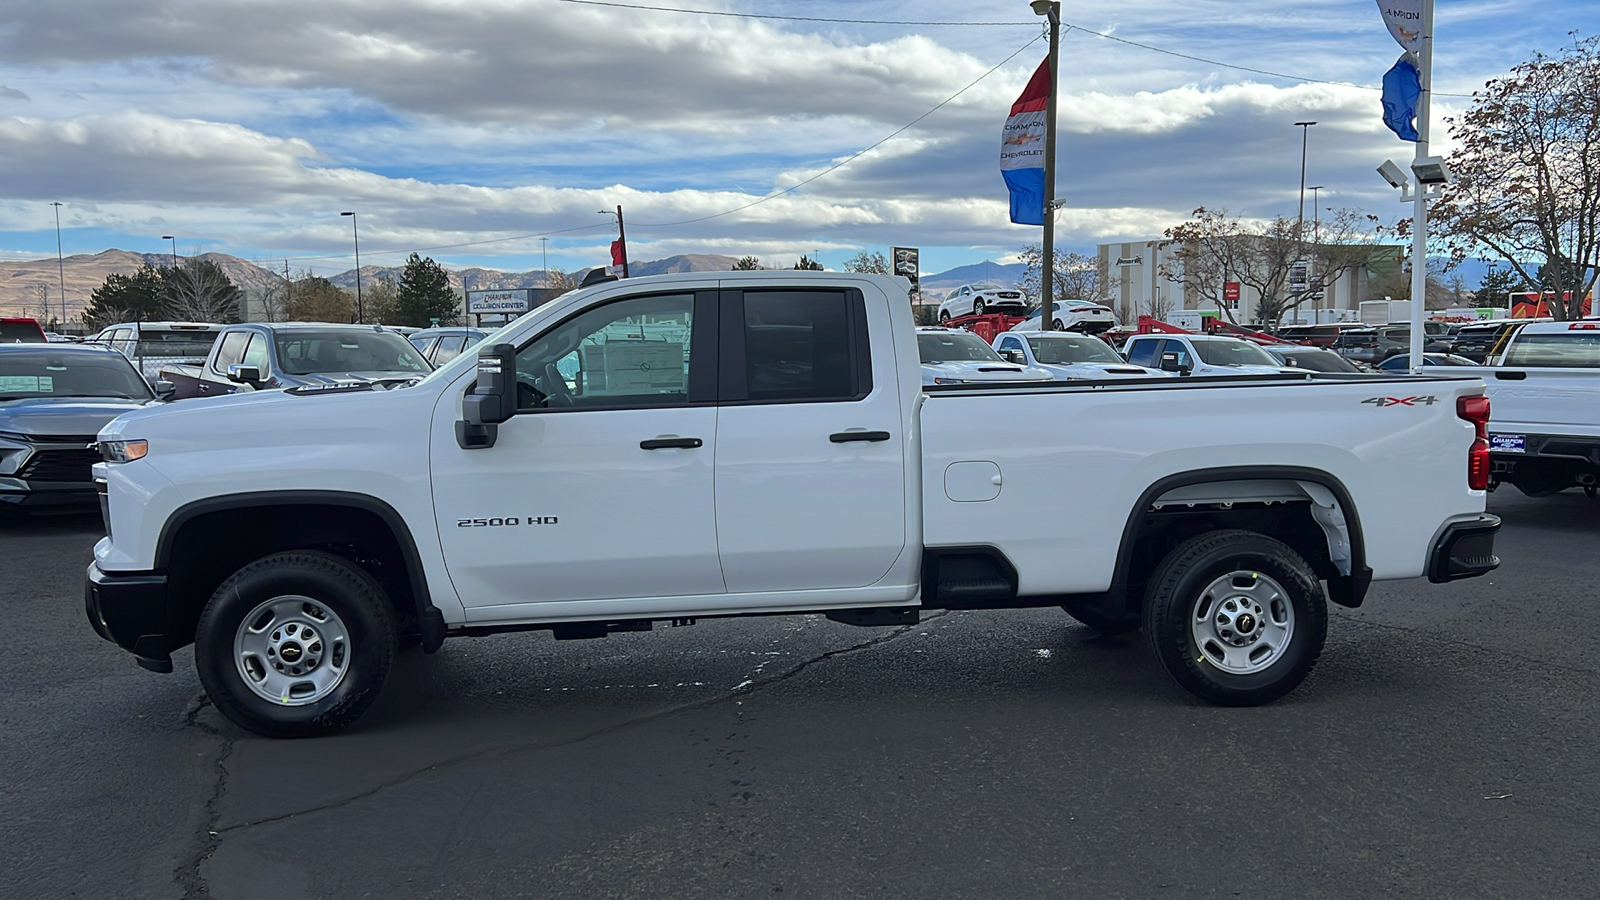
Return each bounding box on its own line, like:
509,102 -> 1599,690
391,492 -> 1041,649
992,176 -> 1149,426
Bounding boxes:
458,342 -> 516,449
153,380 -> 176,401
1159,352 -> 1191,375
226,364 -> 263,386
1001,349 -> 1025,364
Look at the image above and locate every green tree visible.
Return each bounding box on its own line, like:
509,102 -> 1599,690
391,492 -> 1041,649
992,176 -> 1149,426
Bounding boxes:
1475,266 -> 1528,307
84,265 -> 167,328
284,275 -> 353,323
793,255 -> 823,270
361,275 -> 399,325
843,250 -> 889,274
395,253 -> 459,327
732,255 -> 762,270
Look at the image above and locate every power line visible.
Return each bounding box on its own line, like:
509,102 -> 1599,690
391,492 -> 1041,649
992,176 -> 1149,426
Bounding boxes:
636,32 -> 1045,228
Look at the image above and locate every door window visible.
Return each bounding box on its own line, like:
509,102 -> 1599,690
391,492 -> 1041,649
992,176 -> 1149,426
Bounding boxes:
241,334 -> 271,373
725,290 -> 869,403
514,293 -> 699,411
433,335 -> 468,365
1162,340 -> 1195,368
211,331 -> 249,372
1126,338 -> 1160,367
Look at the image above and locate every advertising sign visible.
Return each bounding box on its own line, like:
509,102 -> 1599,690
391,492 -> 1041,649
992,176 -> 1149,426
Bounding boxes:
1223,282 -> 1241,302
892,247 -> 919,290
466,289 -> 533,315
1288,262 -> 1310,293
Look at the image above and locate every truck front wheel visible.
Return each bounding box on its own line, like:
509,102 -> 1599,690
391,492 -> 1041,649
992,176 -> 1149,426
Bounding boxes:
194,551 -> 397,738
1143,530 -> 1327,706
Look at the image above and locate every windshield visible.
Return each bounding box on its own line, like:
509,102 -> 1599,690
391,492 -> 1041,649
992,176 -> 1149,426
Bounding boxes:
1280,349 -> 1360,373
2,321 -> 45,343
919,332 -> 1005,364
1193,340 -> 1281,367
131,330 -> 221,359
274,330 -> 433,376
1026,336 -> 1120,364
1502,333 -> 1600,367
0,351 -> 152,400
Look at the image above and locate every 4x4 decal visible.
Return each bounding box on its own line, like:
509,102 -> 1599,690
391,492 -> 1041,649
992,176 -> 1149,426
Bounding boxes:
1361,395 -> 1439,407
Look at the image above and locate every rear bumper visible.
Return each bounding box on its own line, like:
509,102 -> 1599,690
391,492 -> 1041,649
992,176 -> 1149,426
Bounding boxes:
1427,514 -> 1502,584
85,563 -> 173,672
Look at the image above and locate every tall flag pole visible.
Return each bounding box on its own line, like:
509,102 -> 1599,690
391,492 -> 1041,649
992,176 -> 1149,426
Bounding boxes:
1378,0 -> 1431,370
1001,5 -> 1059,327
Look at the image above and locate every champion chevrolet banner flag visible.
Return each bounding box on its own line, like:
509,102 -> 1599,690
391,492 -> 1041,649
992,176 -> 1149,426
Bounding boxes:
1377,0 -> 1424,54
1000,57 -> 1051,226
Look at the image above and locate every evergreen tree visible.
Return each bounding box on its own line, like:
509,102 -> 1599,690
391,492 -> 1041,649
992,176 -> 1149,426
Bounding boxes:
284,276 -> 354,323
395,253 -> 459,326
732,256 -> 762,270
1475,266 -> 1528,307
83,265 -> 167,328
793,255 -> 823,271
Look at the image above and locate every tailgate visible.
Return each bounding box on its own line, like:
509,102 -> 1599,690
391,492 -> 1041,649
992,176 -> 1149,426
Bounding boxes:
1434,367 -> 1600,439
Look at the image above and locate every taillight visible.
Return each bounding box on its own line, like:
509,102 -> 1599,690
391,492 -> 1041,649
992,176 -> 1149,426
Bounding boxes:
1458,394 -> 1491,490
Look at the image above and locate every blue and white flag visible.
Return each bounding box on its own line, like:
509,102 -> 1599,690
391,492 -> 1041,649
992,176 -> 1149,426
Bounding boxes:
1376,0 -> 1424,54
1000,57 -> 1051,226
1381,54 -> 1421,142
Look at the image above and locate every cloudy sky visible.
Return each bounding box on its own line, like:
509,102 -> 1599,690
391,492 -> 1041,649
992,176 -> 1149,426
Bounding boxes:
0,0 -> 1584,279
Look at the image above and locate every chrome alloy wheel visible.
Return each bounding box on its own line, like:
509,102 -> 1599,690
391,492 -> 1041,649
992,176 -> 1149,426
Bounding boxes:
232,595 -> 351,705
1189,571 -> 1295,675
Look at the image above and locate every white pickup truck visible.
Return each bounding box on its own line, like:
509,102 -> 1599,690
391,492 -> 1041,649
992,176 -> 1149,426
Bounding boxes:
1435,320 -> 1600,497
85,272 -> 1502,737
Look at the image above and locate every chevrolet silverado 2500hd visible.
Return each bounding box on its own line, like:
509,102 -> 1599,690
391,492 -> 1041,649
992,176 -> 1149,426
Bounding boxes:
85,272 -> 1501,737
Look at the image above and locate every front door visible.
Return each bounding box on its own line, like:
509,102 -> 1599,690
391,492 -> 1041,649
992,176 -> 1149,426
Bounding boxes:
713,287 -> 907,594
432,290 -> 726,608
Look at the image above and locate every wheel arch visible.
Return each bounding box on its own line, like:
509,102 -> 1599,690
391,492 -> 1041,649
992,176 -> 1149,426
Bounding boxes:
155,490 -> 446,653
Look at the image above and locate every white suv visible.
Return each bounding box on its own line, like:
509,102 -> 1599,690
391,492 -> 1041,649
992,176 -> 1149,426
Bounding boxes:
1123,334 -> 1295,377
937,283 -> 1028,322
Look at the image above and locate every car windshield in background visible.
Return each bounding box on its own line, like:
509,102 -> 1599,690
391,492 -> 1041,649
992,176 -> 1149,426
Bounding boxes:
1280,350 -> 1362,373
0,351 -> 152,400
1193,340 -> 1280,367
2,321 -> 44,343
1026,336 -> 1119,364
919,332 -> 1004,363
132,331 -> 221,358
274,331 -> 432,375
1502,333 -> 1600,367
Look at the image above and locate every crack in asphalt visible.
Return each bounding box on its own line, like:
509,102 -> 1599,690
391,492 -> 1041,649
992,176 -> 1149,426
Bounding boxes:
214,611 -> 951,835
174,693 -> 235,900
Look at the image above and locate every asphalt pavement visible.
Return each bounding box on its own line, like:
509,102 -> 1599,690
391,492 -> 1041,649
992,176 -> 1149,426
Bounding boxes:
3,490 -> 1598,899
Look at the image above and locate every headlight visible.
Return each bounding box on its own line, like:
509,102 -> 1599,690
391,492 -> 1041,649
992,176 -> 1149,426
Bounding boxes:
99,439 -> 148,463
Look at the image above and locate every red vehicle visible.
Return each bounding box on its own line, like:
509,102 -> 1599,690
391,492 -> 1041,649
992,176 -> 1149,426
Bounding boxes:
1511,292 -> 1593,319
1,318 -> 47,343
939,311 -> 1029,343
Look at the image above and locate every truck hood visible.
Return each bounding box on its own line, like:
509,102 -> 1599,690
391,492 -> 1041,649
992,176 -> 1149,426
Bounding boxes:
1038,362 -> 1162,380
921,361 -> 1053,383
0,397 -> 155,438
284,370 -> 428,387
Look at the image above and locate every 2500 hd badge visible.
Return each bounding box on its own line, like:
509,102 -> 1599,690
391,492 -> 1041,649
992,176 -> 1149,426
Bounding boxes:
456,516 -> 558,527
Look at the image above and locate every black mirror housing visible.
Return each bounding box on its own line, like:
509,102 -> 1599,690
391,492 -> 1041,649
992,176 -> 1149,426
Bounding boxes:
1159,352 -> 1188,374
464,343 -> 517,425
227,364 -> 263,386
153,380 -> 176,401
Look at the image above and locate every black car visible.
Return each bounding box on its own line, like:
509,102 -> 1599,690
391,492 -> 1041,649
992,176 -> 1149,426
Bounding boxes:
0,344 -> 169,514
1334,325 -> 1450,364
1447,320 -> 1534,363
1265,345 -> 1368,373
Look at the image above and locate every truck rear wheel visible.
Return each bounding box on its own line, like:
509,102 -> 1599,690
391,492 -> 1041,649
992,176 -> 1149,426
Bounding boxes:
1143,530 -> 1326,706
194,551 -> 397,738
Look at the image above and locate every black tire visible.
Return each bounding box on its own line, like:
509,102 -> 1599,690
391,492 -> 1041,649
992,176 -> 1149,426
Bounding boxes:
973,298 -> 986,315
1052,319 -> 1065,331
1061,598 -> 1140,635
1143,530 -> 1327,706
194,551 -> 398,738
939,310 -> 951,324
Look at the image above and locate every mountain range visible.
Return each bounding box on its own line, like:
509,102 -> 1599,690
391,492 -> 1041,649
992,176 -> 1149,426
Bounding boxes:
1,249 -> 1015,324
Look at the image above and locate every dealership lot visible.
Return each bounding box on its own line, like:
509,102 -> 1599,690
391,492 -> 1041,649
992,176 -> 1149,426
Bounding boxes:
5,489 -> 1598,899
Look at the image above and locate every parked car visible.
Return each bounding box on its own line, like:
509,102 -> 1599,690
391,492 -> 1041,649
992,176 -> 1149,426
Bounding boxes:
86,270 -> 1499,736
0,344 -> 169,514
1447,319 -> 1541,363
158,323 -> 432,399
1333,325 -> 1451,364
1265,345 -> 1369,373
1272,323 -> 1366,348
1009,300 -> 1117,334
1375,353 -> 1480,372
2,317 -> 48,343
88,322 -> 225,384
992,331 -> 1161,380
1430,321 -> 1600,497
917,327 -> 1051,385
1123,334 -> 1296,376
937,283 -> 1028,322
409,327 -> 488,367
43,332 -> 79,343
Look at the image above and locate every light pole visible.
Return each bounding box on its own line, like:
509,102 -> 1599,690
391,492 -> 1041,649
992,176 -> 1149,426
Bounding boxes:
1293,122 -> 1317,244
539,237 -> 549,287
1031,0 -> 1061,331
340,212 -> 363,323
1308,185 -> 1324,315
161,235 -> 177,269
50,202 -> 66,330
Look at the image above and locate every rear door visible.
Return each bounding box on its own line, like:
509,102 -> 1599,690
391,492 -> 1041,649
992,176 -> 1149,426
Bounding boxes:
713,286 -> 907,593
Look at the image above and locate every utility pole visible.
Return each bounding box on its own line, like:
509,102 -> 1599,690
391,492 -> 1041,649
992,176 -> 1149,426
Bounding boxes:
1032,0 -> 1060,331
283,259 -> 292,323
539,237 -> 549,287
340,212 -> 363,323
616,205 -> 630,278
51,202 -> 66,329
1408,0 -> 1435,372
1308,185 -> 1324,317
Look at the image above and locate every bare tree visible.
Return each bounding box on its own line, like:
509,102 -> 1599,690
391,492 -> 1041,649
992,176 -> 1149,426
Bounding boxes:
545,269 -> 579,294
1019,245 -> 1108,309
164,259 -> 242,322
1164,207 -> 1388,326
1433,35 -> 1600,320
843,251 -> 889,274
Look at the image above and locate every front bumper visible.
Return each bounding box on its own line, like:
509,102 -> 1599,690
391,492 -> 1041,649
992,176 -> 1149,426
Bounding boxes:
1427,514 -> 1502,584
85,563 -> 173,672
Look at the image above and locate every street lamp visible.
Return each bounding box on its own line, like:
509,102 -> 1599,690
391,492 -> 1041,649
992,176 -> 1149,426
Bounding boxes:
1293,121 -> 1317,244
50,202 -> 66,330
161,235 -> 177,270
1307,186 -> 1325,315
340,212 -> 363,323
1032,0 -> 1061,330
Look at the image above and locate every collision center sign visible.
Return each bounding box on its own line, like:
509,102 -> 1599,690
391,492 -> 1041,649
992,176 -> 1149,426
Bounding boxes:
466,289 -> 532,314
